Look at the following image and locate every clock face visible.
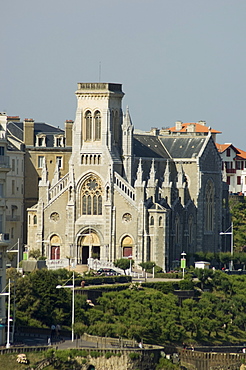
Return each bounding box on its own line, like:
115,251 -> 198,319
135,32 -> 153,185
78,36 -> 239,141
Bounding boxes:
123,213 -> 132,222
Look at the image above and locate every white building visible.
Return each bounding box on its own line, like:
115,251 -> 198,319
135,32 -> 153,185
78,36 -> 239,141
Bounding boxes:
216,143 -> 246,195
0,113 -> 11,345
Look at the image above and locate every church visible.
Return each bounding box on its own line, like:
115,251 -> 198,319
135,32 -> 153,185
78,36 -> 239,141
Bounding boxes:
26,82 -> 229,271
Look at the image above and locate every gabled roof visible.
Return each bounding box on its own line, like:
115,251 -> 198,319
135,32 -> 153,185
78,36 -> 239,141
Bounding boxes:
169,122 -> 221,134
235,147 -> 246,160
215,143 -> 240,154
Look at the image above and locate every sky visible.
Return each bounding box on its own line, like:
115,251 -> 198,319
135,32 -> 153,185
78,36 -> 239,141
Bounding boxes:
1,0 -> 246,149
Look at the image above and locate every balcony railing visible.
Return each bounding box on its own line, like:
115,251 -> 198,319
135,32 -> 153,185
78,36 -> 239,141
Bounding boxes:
0,156 -> 10,169
0,233 -> 9,242
226,168 -> 236,174
6,215 -> 20,222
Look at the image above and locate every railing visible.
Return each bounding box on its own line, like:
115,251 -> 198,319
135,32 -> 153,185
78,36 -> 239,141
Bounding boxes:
46,258 -> 69,270
48,173 -> 69,204
6,215 -> 20,222
87,258 -> 145,278
114,172 -> 136,204
0,233 -> 9,241
0,156 -> 9,168
88,258 -> 124,274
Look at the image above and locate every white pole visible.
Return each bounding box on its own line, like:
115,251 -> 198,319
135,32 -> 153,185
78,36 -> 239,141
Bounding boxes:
6,279 -> 10,348
230,222 -> 233,271
17,238 -> 19,270
72,272 -> 75,342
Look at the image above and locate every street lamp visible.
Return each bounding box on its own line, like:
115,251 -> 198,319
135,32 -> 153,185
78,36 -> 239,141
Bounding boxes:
220,222 -> 233,271
56,272 -> 75,342
181,251 -> 186,279
0,279 -> 11,348
7,238 -> 20,270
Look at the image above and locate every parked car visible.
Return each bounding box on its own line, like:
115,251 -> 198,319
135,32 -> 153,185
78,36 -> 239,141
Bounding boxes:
96,268 -> 120,276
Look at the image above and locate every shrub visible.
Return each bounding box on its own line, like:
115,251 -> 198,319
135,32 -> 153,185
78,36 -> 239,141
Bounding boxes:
129,352 -> 140,360
90,351 -> 101,358
105,352 -> 114,359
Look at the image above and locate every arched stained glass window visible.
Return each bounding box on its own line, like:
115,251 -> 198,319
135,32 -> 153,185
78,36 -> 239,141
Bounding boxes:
82,195 -> 87,215
205,180 -> 215,231
81,176 -> 103,215
188,215 -> 194,244
175,215 -> 180,245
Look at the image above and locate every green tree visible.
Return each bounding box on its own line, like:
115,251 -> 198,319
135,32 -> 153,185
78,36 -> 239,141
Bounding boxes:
229,200 -> 246,249
74,322 -> 87,337
114,258 -> 134,274
28,248 -> 41,260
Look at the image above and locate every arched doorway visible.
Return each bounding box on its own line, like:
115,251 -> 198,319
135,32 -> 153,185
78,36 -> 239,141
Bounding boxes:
122,236 -> 134,257
77,230 -> 100,264
50,235 -> 60,260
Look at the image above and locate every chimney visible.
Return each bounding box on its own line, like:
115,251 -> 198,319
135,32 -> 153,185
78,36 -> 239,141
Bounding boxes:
23,118 -> 35,146
65,120 -> 73,147
198,120 -> 206,126
7,116 -> 20,122
0,113 -> 7,131
187,124 -> 196,133
175,121 -> 183,131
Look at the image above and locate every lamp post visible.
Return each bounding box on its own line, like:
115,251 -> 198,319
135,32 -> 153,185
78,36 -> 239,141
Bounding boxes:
128,255 -> 132,274
7,238 -> 20,270
181,251 -> 186,279
56,272 -> 75,342
220,222 -> 233,271
0,279 -> 11,348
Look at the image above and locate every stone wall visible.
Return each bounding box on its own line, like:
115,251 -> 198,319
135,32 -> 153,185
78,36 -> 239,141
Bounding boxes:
180,349 -> 245,370
78,352 -> 158,370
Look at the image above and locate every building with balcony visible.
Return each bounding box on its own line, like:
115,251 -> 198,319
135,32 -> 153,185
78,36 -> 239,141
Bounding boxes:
216,143 -> 246,195
7,117 -> 72,244
0,113 -> 12,345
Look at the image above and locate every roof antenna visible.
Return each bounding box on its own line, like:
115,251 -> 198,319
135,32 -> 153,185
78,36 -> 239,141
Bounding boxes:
99,61 -> 101,82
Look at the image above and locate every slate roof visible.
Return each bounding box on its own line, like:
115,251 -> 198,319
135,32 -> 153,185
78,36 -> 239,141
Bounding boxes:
7,121 -> 65,148
133,134 -> 170,159
159,137 -> 206,158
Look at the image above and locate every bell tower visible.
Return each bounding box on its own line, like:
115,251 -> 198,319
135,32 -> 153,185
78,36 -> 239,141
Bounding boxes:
71,83 -> 124,166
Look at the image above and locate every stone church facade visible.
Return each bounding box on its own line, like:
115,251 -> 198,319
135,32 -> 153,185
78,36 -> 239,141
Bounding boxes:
26,82 -> 229,271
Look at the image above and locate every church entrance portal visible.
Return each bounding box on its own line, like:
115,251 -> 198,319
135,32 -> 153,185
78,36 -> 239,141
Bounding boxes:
77,231 -> 100,264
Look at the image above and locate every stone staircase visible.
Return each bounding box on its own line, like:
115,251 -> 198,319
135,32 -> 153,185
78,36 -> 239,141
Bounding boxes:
70,265 -> 88,274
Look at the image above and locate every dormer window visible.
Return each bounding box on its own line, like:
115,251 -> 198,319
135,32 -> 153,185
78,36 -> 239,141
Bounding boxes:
36,134 -> 46,147
54,135 -> 65,147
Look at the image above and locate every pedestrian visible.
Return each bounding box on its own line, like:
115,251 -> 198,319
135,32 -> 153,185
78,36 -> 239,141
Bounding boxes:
51,324 -> 56,338
56,324 -> 61,337
48,337 -> 51,346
